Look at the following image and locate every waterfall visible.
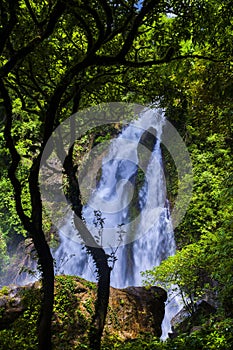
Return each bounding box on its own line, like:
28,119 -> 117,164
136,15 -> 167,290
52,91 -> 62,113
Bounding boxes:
54,109 -> 175,282
54,108 -> 181,338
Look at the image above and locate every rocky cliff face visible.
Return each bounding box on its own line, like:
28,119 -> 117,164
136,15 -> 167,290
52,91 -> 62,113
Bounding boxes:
0,276 -> 166,346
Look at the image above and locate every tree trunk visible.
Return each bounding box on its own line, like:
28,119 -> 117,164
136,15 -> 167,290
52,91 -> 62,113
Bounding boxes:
88,247 -> 111,350
72,218 -> 112,350
29,157 -> 55,350
64,150 -> 112,350
1,78 -> 55,350
35,239 -> 54,350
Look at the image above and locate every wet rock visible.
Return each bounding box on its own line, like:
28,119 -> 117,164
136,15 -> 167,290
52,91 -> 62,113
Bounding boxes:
137,127 -> 157,169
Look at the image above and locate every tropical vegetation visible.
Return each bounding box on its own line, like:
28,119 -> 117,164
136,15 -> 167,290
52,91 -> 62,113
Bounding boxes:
0,0 -> 232,349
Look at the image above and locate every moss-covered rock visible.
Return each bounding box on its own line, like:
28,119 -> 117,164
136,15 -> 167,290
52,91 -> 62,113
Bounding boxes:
0,276 -> 166,349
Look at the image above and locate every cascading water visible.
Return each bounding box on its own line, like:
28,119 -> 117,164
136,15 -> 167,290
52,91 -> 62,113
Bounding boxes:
54,108 -> 180,338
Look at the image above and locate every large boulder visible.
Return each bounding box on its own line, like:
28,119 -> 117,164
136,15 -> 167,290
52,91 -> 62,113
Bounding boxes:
0,277 -> 166,341
107,285 -> 167,339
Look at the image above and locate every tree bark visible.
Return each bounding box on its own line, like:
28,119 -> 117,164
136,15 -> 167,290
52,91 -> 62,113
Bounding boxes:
35,240 -> 54,350
1,76 -> 55,349
29,157 -> 55,350
88,247 -> 111,350
63,148 -> 112,350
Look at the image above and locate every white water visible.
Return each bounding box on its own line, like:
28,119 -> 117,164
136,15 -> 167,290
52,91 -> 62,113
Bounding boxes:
54,108 -> 180,338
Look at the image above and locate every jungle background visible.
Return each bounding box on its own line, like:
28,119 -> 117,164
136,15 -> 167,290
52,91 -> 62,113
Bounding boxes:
0,0 -> 233,349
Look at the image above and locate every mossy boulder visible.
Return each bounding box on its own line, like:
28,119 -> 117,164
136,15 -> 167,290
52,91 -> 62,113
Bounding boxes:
0,276 -> 166,349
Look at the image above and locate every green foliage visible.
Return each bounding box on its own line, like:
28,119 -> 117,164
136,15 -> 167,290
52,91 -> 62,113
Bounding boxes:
142,242 -> 209,314
102,319 -> 233,349
0,285 -> 9,296
52,276 -> 91,349
0,229 -> 9,277
0,286 -> 41,350
0,277 -> 94,349
0,157 -> 27,238
141,6 -> 233,324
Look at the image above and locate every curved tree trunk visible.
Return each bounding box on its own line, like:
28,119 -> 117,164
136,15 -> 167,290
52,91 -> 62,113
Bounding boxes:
29,158 -> 55,350
64,149 -> 112,350
1,78 -> 55,350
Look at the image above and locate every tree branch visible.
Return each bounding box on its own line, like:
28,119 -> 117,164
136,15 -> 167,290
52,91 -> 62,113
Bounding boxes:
99,0 -> 113,37
0,1 -> 66,78
61,139 -> 111,350
92,53 -> 224,67
116,0 -> 159,60
0,78 -> 32,232
0,0 -> 19,55
79,3 -> 105,53
72,11 -> 94,52
24,0 -> 40,28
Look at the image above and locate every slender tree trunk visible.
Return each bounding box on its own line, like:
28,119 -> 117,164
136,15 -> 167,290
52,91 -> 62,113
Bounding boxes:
64,149 -> 112,350
88,247 -> 111,350
34,238 -> 54,350
29,158 -> 55,350
1,78 -> 55,349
